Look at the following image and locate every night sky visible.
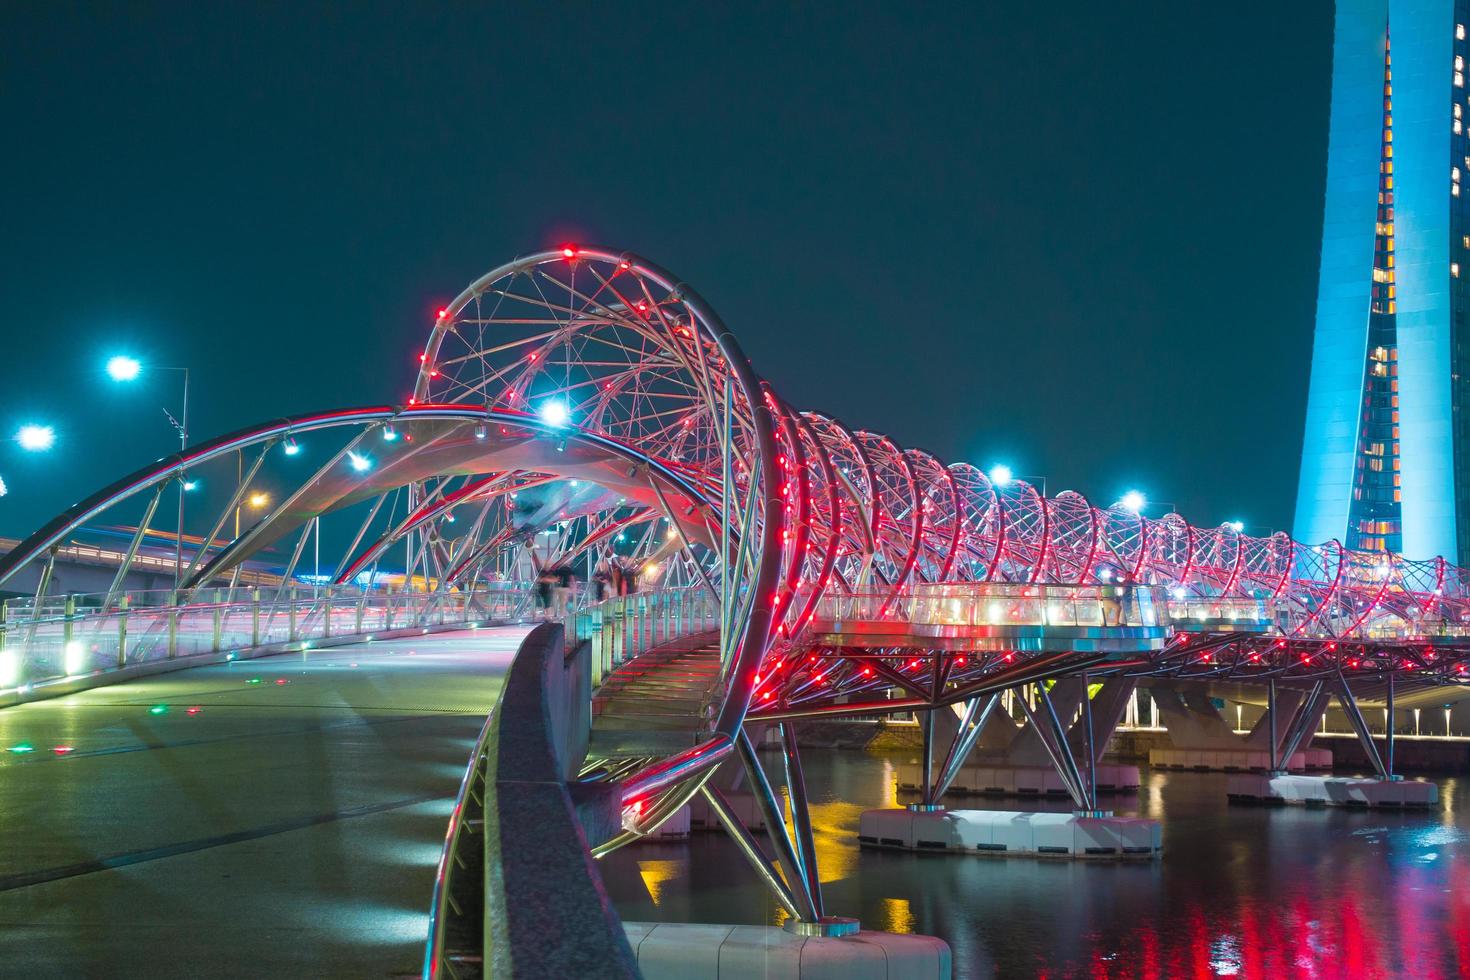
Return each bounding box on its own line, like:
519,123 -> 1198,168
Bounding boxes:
1,2 -> 1332,539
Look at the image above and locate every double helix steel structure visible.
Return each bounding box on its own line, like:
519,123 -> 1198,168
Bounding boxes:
4,247 -> 1470,877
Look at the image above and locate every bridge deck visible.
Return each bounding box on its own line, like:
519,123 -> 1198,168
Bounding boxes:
0,626 -> 527,979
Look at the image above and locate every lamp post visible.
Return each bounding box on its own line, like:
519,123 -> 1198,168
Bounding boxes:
987,464 -> 1048,498
108,356 -> 190,591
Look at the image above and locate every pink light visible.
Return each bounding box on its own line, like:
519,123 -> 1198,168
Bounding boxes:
419,353 -> 427,362
437,308 -> 448,319
186,706 -> 202,715
562,245 -> 578,259
52,746 -> 74,755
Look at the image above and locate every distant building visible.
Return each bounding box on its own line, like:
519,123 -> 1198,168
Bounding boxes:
1296,0 -> 1470,563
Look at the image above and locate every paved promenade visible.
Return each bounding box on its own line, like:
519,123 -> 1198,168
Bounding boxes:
0,627 -> 527,978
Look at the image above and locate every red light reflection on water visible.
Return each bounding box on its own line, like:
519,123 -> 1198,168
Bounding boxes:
1081,843 -> 1470,979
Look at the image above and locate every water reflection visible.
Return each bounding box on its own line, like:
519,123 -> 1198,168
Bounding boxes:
603,748 -> 1470,978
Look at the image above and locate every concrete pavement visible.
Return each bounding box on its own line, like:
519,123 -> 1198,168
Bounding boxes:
0,626 -> 528,978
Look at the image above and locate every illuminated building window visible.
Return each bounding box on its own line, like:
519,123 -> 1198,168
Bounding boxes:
1455,262 -> 1462,277
1460,23 -> 1467,40
1458,72 -> 1466,87
1458,55 -> 1465,71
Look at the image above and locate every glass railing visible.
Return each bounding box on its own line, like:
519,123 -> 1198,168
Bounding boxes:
0,583 -> 534,693
811,582 -> 1168,630
565,587 -> 720,686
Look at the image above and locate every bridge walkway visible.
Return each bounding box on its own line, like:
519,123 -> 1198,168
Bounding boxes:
589,630 -> 722,759
0,626 -> 528,979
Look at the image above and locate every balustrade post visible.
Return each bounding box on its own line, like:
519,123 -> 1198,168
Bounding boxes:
212,605 -> 223,652
288,599 -> 298,643
355,594 -> 365,634
614,602 -> 626,666
322,594 -> 332,639
251,589 -> 261,647
167,607 -> 179,660
62,595 -> 75,652
117,612 -> 128,669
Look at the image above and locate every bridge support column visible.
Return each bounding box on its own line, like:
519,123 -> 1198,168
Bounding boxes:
1335,676 -> 1393,781
1016,682 -> 1095,813
930,694 -> 1000,802
1272,681 -> 1328,777
866,679 -> 1159,859
737,730 -> 822,924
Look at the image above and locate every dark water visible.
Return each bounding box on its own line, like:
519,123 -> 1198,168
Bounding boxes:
603,750 -> 1470,979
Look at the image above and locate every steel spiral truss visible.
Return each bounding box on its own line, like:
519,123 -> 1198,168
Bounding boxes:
415,248 -> 1470,694
4,244 -> 1470,839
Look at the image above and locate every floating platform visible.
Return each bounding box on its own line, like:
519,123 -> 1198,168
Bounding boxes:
858,807 -> 1161,859
1149,746 -> 1332,773
896,762 -> 1140,797
623,922 -> 950,980
1225,773 -> 1438,808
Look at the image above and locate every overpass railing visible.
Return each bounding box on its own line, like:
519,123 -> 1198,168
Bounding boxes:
0,583 -> 534,695
566,587 -> 721,685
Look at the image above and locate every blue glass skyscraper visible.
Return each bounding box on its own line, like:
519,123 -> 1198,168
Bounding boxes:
1296,0 -> 1470,563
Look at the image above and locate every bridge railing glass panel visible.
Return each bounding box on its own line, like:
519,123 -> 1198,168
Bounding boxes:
0,583 -> 534,696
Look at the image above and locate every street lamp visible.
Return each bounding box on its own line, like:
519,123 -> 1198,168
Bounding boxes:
105,356 -> 141,381
987,463 -> 1047,497
15,425 -> 56,452
1119,490 -> 1147,514
107,357 -> 190,591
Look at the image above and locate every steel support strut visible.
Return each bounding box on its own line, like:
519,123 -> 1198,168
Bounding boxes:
1386,672 -> 1396,776
920,706 -> 936,805
777,724 -> 824,917
736,730 -> 820,922
1267,678 -> 1278,772
933,694 -> 999,801
1016,684 -> 1089,811
1335,675 -> 1390,780
1275,681 -> 1327,775
1080,670 -> 1097,807
698,784 -> 801,919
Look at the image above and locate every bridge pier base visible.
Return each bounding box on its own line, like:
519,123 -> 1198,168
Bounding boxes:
856,806 -> 1161,858
623,922 -> 951,979
1226,773 -> 1437,809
